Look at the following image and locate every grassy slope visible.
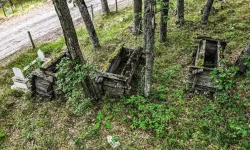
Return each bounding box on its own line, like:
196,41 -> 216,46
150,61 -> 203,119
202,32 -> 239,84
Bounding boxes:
0,0 -> 250,149
0,0 -> 48,19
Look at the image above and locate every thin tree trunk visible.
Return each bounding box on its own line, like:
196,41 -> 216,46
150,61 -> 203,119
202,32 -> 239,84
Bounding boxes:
76,0 -> 100,48
159,0 -> 169,42
52,0 -> 101,100
142,0 -> 149,51
1,5 -> 6,17
144,0 -> 155,97
176,0 -> 184,25
101,0 -> 110,14
8,0 -> 14,13
133,0 -> 142,35
201,0 -> 214,24
8,0 -> 13,7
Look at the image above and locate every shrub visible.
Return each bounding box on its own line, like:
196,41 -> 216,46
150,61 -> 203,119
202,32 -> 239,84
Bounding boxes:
56,58 -> 96,115
210,66 -> 239,90
125,95 -> 175,138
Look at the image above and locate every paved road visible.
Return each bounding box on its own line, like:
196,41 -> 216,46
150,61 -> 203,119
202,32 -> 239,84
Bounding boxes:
0,0 -> 131,60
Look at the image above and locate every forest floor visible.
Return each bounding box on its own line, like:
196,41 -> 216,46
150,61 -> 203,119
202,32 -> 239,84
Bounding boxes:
0,0 -> 250,149
0,0 -> 131,60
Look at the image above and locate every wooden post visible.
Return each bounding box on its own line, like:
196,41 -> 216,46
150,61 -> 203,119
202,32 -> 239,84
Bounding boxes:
28,31 -> 35,50
1,6 -> 6,17
115,0 -> 118,12
90,5 -> 94,20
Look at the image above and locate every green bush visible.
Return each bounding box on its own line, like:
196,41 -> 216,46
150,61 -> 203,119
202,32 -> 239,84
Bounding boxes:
210,66 -> 239,90
125,95 -> 175,138
0,129 -> 6,147
56,58 -> 96,115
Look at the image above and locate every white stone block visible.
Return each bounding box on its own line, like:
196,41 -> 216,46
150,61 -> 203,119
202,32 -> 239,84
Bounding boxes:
107,136 -> 120,148
37,49 -> 45,61
13,82 -> 28,89
12,67 -> 25,79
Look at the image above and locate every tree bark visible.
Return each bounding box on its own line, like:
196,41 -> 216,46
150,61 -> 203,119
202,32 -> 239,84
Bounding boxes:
52,0 -> 85,63
133,0 -> 142,35
142,0 -> 148,51
52,0 -> 101,100
76,0 -> 100,48
8,0 -> 13,7
159,0 -> 169,42
1,5 -> 6,17
201,0 -> 214,24
101,0 -> 110,14
144,0 -> 155,97
176,0 -> 184,26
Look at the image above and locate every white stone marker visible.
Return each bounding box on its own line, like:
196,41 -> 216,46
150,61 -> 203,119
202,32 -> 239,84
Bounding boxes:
12,67 -> 25,79
11,67 -> 29,91
37,49 -> 45,61
107,136 -> 120,148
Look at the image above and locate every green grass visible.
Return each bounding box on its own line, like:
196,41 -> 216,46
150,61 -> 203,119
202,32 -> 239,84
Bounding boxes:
0,0 -> 47,19
0,0 -> 250,149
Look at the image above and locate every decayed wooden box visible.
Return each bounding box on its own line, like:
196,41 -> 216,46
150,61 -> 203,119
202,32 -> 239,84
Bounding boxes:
95,46 -> 144,97
187,37 -> 229,92
28,52 -> 69,98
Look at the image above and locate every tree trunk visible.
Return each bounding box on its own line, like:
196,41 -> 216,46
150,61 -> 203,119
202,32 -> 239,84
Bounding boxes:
8,0 -> 14,13
176,0 -> 184,26
159,0 -> 169,42
101,0 -> 110,14
76,0 -> 100,48
8,0 -> 13,7
201,0 -> 214,24
142,0 -> 148,51
133,0 -> 142,35
144,0 -> 155,97
1,5 -> 6,17
236,42 -> 250,73
52,0 -> 101,100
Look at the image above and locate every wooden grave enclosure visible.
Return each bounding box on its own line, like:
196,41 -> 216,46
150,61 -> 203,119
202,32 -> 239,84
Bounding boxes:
187,37 -> 229,92
95,46 -> 144,97
11,49 -> 69,98
12,46 -> 144,98
28,52 -> 69,98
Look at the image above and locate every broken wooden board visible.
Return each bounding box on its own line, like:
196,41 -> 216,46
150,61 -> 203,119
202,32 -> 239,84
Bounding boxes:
235,42 -> 250,73
27,52 -> 69,98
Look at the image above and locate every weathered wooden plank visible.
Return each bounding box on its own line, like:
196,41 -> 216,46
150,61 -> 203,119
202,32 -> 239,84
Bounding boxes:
195,40 -> 206,69
194,36 -> 230,43
236,42 -> 250,73
97,72 -> 129,82
188,72 -> 217,89
42,52 -> 68,72
217,41 -> 222,67
188,66 -> 214,71
122,47 -> 143,84
36,89 -> 53,98
105,47 -> 124,73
